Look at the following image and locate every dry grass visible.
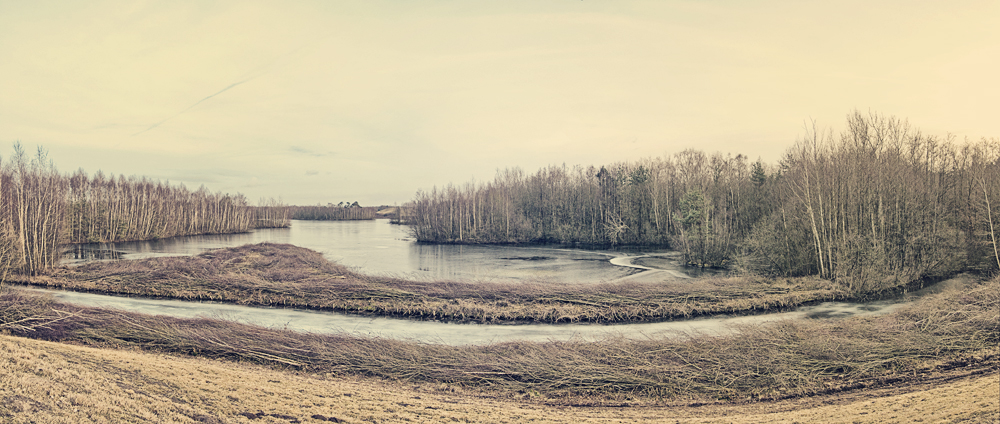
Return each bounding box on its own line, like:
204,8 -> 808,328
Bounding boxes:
2,274 -> 997,406
2,333 -> 996,423
17,243 -> 849,324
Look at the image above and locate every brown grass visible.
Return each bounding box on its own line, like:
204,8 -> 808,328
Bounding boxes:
16,243 -> 849,324
3,334 -> 996,423
2,274 -> 997,405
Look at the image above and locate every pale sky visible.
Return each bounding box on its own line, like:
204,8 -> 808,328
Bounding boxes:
2,1 -> 997,205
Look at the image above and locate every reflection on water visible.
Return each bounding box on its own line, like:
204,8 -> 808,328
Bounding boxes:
67,245 -> 125,261
28,288 -> 912,346
62,220 -> 707,283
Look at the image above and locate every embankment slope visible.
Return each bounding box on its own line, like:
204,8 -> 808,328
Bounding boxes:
1,334 -> 996,423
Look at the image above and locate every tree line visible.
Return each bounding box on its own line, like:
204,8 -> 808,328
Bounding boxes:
289,204 -> 378,221
0,144 -> 289,277
408,112 -> 999,290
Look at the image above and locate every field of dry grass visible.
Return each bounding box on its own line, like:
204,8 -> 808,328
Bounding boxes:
1,272 -> 997,407
19,243 -> 851,324
1,333 -> 997,423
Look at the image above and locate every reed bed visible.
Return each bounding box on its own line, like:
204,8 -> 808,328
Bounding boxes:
20,243 -> 848,324
1,275 -> 996,404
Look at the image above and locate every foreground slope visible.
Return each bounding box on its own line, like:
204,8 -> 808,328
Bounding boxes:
1,334 -> 997,423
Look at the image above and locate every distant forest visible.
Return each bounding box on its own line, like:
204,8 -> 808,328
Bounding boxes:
0,144 -> 289,277
290,203 -> 379,221
409,112 -> 1000,291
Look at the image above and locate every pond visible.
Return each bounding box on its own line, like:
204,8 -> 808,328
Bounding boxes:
63,219 -> 715,283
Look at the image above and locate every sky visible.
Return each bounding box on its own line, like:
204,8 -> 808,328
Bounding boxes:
1,1 -> 998,206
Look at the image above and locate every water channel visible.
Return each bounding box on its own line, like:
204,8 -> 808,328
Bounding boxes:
35,219 -> 948,345
28,287 -> 918,345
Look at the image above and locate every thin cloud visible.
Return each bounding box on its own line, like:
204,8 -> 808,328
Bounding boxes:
130,36 -> 326,137
289,146 -> 331,157
132,79 -> 252,136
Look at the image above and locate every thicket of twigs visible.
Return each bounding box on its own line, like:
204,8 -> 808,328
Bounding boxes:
2,274 -> 996,404
25,243 -> 851,324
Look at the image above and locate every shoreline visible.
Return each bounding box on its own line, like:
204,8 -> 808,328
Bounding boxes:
11,243 -> 860,325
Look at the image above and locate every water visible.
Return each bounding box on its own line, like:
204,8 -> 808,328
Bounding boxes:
63,219 -> 712,283
47,220 -> 957,345
27,287 -> 913,346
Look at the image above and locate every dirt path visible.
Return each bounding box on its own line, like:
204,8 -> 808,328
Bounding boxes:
2,334 -> 996,423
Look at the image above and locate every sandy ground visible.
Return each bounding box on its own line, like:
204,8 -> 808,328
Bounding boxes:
1,334 -> 997,423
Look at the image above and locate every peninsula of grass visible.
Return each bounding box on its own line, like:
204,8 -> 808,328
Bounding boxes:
17,243 -> 852,324
1,274 -> 996,405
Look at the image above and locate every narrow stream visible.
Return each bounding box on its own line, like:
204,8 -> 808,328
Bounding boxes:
24,285 -> 927,346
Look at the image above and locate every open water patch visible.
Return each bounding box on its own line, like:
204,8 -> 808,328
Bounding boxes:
59,220 -> 719,283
